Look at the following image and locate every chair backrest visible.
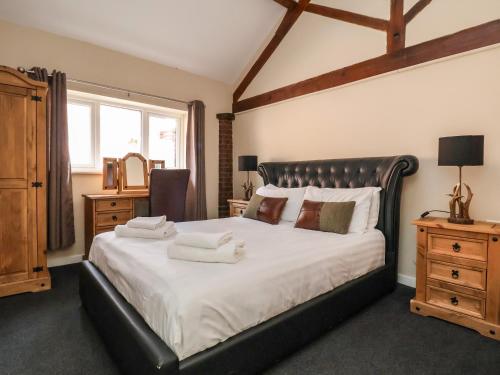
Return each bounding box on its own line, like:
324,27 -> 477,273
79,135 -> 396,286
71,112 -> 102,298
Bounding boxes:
149,169 -> 190,222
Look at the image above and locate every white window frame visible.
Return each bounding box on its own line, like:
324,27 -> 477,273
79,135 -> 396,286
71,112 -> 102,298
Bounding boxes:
67,90 -> 187,174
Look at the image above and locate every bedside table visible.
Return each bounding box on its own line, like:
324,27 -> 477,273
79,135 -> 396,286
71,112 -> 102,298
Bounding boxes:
228,199 -> 249,217
411,217 -> 500,340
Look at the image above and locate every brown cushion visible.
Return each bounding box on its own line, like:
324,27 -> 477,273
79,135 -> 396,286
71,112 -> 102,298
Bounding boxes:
243,194 -> 288,225
295,200 -> 355,234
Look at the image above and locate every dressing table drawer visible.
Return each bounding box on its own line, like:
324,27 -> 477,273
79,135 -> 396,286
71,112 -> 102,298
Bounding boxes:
96,198 -> 133,212
96,211 -> 132,227
95,226 -> 115,235
84,194 -> 150,259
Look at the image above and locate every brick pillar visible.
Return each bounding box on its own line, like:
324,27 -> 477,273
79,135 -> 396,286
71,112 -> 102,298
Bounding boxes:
217,113 -> 235,218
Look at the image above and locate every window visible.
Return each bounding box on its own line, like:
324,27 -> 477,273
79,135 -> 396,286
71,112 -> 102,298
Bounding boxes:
67,101 -> 93,167
148,114 -> 178,168
100,105 -> 142,158
67,91 -> 186,172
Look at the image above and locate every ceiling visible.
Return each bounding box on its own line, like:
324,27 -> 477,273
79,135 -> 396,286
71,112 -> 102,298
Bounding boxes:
0,0 -> 424,85
0,0 -> 286,84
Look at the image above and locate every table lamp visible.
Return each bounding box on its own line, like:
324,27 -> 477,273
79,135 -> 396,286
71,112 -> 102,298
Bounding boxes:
238,155 -> 258,200
438,135 -> 484,224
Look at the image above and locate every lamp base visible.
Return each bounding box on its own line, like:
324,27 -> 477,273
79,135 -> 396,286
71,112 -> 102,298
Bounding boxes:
448,217 -> 474,225
242,181 -> 254,201
447,176 -> 475,226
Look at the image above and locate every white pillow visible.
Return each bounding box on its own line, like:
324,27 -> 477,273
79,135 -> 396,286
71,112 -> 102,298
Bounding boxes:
255,184 -> 306,222
367,189 -> 382,230
304,186 -> 379,233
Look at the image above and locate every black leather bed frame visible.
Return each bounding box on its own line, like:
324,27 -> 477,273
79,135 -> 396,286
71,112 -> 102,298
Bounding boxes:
79,155 -> 418,374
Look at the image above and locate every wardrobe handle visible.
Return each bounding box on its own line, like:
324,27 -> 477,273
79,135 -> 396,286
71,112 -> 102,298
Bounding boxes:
452,242 -> 461,252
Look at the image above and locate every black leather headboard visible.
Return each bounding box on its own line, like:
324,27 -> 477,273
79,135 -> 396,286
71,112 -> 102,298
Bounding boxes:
258,156 -> 418,279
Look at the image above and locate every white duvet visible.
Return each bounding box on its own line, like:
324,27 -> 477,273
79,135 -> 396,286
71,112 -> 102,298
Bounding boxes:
89,217 -> 385,360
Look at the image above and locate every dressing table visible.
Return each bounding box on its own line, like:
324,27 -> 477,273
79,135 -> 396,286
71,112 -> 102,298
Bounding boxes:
83,193 -> 150,258
83,153 -> 164,258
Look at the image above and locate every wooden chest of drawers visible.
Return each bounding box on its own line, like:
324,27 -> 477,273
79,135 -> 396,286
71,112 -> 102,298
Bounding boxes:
228,199 -> 250,217
411,217 -> 500,340
83,194 -> 150,259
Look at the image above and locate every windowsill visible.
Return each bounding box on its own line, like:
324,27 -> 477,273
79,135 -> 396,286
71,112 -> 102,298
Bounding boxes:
72,168 -> 102,175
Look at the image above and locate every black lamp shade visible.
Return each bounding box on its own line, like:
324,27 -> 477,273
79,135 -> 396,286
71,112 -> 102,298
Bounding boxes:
438,135 -> 484,167
238,155 -> 258,171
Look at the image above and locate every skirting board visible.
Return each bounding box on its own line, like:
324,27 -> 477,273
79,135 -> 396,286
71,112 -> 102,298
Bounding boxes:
48,253 -> 83,268
397,273 -> 416,288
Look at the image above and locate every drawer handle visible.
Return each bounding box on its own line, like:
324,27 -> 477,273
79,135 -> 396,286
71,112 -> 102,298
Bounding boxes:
110,201 -> 117,207
450,296 -> 459,306
451,270 -> 459,279
112,215 -> 118,221
493,237 -> 498,242
452,242 -> 461,252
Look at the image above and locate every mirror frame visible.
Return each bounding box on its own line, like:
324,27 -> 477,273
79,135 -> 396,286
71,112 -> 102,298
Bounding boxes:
148,159 -> 165,171
119,152 -> 148,193
102,157 -> 118,190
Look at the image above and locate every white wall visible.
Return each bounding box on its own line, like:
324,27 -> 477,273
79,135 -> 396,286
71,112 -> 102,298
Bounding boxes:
0,20 -> 232,266
233,1 -> 500,283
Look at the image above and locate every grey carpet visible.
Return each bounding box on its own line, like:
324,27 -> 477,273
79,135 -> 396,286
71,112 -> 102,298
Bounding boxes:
0,265 -> 499,375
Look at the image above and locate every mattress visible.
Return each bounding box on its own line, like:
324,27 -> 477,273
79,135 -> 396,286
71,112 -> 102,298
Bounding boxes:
89,217 -> 385,360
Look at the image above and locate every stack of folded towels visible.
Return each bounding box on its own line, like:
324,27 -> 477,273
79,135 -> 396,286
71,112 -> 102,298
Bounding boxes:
115,215 -> 176,239
167,231 -> 244,264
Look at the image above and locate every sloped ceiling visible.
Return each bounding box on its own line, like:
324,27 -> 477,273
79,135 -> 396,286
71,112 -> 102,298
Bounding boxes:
0,0 -> 286,84
0,0 -> 488,86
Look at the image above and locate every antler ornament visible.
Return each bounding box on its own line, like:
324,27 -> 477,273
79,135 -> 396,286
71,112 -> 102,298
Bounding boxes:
447,182 -> 474,224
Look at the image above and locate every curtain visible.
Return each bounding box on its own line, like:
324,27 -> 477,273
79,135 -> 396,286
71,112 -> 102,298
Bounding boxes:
29,67 -> 75,250
185,100 -> 207,220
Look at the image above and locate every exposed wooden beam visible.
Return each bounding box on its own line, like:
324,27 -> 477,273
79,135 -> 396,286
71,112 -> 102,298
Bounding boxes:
233,19 -> 500,113
387,0 -> 405,53
306,3 -> 388,32
273,0 -> 296,8
273,0 -> 388,31
233,0 -> 310,102
405,0 -> 432,25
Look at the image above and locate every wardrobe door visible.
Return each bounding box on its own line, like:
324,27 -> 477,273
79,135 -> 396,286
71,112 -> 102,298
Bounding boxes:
0,84 -> 37,284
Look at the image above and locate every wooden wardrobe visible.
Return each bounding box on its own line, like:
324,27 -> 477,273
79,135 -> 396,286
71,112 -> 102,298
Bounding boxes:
0,66 -> 51,297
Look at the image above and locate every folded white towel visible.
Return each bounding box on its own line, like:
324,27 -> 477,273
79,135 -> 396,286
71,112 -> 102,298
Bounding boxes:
174,231 -> 233,249
167,240 -> 245,264
127,216 -> 167,230
115,221 -> 176,239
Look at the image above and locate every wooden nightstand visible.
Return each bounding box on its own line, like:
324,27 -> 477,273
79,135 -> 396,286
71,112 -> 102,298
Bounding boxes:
411,217 -> 500,340
228,199 -> 249,217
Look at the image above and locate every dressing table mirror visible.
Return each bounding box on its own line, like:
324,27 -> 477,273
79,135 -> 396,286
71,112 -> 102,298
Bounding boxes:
119,153 -> 148,193
102,158 -> 118,190
149,159 -> 165,171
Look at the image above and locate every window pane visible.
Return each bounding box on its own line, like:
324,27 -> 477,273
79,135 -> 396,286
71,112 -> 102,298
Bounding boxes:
100,105 -> 142,158
149,115 -> 178,168
68,102 -> 92,166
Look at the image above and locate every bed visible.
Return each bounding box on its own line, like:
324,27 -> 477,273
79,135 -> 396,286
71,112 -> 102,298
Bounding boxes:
80,155 -> 418,374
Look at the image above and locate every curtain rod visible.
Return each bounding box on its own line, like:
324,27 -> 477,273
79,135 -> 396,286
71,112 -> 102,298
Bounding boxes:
17,67 -> 190,105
